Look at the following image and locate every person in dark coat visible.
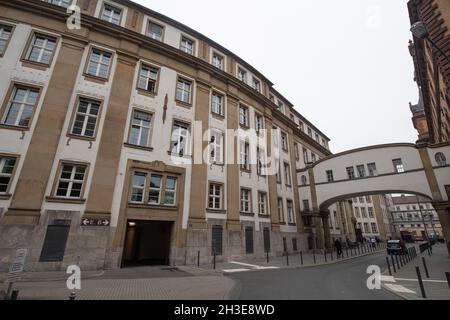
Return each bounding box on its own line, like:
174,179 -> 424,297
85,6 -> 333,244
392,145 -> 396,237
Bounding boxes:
334,239 -> 343,256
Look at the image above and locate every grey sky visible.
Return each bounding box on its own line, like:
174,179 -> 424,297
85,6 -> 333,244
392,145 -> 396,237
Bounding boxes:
136,0 -> 419,153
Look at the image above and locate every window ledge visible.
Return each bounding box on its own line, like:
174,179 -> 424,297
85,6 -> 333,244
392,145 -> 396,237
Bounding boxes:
21,59 -> 50,71
240,168 -> 252,174
67,133 -> 96,142
258,214 -> 270,218
128,203 -> 178,211
46,196 -> 86,204
211,112 -> 225,120
83,73 -> 109,84
0,123 -> 30,132
124,143 -> 154,152
167,151 -> 192,159
240,212 -> 255,217
175,99 -> 192,108
136,88 -> 157,98
0,194 -> 12,200
288,223 -> 297,226
206,209 -> 227,214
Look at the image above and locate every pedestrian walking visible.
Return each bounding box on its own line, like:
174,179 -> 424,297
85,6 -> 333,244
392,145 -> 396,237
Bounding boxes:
334,239 -> 343,257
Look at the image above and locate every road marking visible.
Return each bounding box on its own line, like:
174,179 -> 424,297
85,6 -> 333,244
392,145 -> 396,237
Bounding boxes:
222,269 -> 251,273
229,261 -> 264,269
383,283 -> 416,294
395,278 -> 448,283
380,275 -> 395,283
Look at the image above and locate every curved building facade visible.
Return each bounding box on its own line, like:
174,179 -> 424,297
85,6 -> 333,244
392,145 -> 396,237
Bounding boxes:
0,0 -> 333,271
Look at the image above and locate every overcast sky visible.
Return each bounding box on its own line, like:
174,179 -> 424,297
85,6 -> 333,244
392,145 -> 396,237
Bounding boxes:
135,0 -> 419,153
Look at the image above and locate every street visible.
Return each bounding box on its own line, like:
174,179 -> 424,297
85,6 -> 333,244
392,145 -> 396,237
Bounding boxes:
229,252 -> 400,300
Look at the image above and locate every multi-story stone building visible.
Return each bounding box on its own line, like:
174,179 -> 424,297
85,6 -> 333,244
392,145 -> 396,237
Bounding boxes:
391,194 -> 443,239
408,0 -> 450,144
0,0 -> 334,271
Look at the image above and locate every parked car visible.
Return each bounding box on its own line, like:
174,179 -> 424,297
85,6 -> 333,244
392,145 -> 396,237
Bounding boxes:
386,240 -> 407,255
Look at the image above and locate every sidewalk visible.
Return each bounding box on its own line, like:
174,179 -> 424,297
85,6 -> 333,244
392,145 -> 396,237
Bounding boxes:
381,243 -> 450,300
195,244 -> 386,274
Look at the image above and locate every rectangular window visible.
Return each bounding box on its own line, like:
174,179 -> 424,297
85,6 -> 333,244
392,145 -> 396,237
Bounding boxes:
299,121 -> 304,131
364,223 -> 369,233
208,183 -> 222,210
357,165 -> 366,178
86,48 -> 112,79
71,98 -> 101,138
101,4 -> 122,25
294,143 -> 299,160
445,185 -> 450,200
258,192 -> 268,215
0,24 -> 12,56
240,141 -> 250,171
302,199 -> 310,212
307,127 -> 312,137
281,132 -> 288,151
212,52 -> 224,70
137,64 -> 158,93
277,100 -> 284,113
164,176 -> 177,206
263,227 -> 271,253
180,36 -> 194,55
278,198 -> 285,222
0,156 -> 17,194
1,85 -> 39,128
354,207 -> 360,217
170,121 -> 189,156
371,223 -> 378,233
284,162 -> 291,186
240,189 -> 251,213
147,21 -> 164,41
367,163 -> 378,176
287,200 -> 294,223
211,92 -> 224,116
209,130 -> 223,163
368,207 -> 374,218
245,227 -> 254,254
238,68 -> 247,83
39,219 -> 71,262
326,170 -> 334,182
346,167 -> 355,180
129,110 -> 152,147
148,174 -> 162,204
315,133 -> 319,142
311,153 -> 317,163
26,33 -> 57,65
212,225 -> 223,255
252,77 -> 260,92
366,196 -> 372,203
55,163 -> 87,198
393,159 -> 405,173
239,105 -> 249,127
303,148 -> 309,164
131,172 -> 146,203
255,113 -> 264,134
292,238 -> 298,251
176,77 -> 192,104
359,196 -> 365,203
48,0 -> 72,7
361,207 -> 367,218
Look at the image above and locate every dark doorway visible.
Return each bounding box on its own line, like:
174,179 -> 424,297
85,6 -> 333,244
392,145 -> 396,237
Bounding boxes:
122,220 -> 173,267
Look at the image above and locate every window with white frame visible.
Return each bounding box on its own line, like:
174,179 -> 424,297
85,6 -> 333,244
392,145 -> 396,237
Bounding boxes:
364,223 -> 369,233
368,207 -> 374,218
211,92 -> 224,116
354,207 -> 360,217
255,113 -> 264,134
284,162 -> 291,186
180,36 -> 194,55
71,98 -> 101,138
176,77 -> 192,104
346,167 -> 355,180
1,85 -> 39,128
148,174 -> 162,204
130,172 -> 146,203
393,159 -> 405,173
356,165 -> 366,178
55,163 -> 87,198
208,183 -> 222,210
0,25 -> 12,55
137,64 -> 158,93
281,132 -> 288,151
252,77 -> 260,92
287,200 -> 294,223
303,148 -> 308,164
240,189 -> 251,213
240,141 -> 250,171
86,48 -> 112,79
371,223 -> 378,233
258,192 -> 268,215
146,21 -> 163,41
307,127 -> 312,137
294,143 -> 299,160
315,133 -> 319,142
101,3 -> 122,25
170,121 -> 189,156
326,170 -> 334,182
278,198 -> 285,222
361,207 -> 367,218
277,100 -> 284,113
26,33 -> 57,65
239,105 -> 249,127
311,153 -> 317,163
164,176 -> 177,206
367,163 -> 377,176
0,156 -> 17,193
212,52 -> 224,70
48,0 -> 72,8
238,68 -> 247,83
209,130 -> 223,163
257,148 -> 266,176
129,110 -> 152,147
366,196 -> 372,203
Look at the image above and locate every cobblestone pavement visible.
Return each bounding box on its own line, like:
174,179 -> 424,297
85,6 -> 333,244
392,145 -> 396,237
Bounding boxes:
381,243 -> 450,300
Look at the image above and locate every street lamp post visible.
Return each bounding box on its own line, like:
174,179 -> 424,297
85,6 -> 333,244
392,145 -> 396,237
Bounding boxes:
410,21 -> 450,64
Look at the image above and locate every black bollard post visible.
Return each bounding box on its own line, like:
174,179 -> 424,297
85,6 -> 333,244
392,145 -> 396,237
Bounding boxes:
286,251 -> 289,266
395,254 -> 400,269
213,252 -> 216,270
300,251 -> 303,265
313,250 -> 316,264
391,255 -> 397,273
266,251 -> 269,264
415,267 -> 427,299
324,250 -> 327,263
422,257 -> 430,278
358,245 -> 361,255
197,250 -> 200,267
386,257 -> 392,276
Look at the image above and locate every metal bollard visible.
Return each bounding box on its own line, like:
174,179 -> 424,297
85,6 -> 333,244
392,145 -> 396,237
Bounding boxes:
422,257 -> 430,278
358,245 -> 361,255
346,247 -> 349,258
399,254 -> 404,267
266,251 -> 269,264
324,250 -> 327,263
286,251 -> 289,266
391,255 -> 397,273
313,250 -> 316,264
197,250 -> 200,267
300,251 -> 303,265
213,252 -> 216,270
395,254 -> 400,270
415,267 -> 427,298
386,257 -> 392,276
445,272 -> 450,289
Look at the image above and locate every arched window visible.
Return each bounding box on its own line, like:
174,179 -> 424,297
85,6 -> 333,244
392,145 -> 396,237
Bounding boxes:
301,175 -> 307,186
435,152 -> 446,167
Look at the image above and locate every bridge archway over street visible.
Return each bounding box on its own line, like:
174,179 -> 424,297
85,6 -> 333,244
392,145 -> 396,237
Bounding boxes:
297,143 -> 450,255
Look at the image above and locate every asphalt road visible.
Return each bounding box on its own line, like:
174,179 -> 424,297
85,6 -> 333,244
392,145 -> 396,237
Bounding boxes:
229,252 -> 400,300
